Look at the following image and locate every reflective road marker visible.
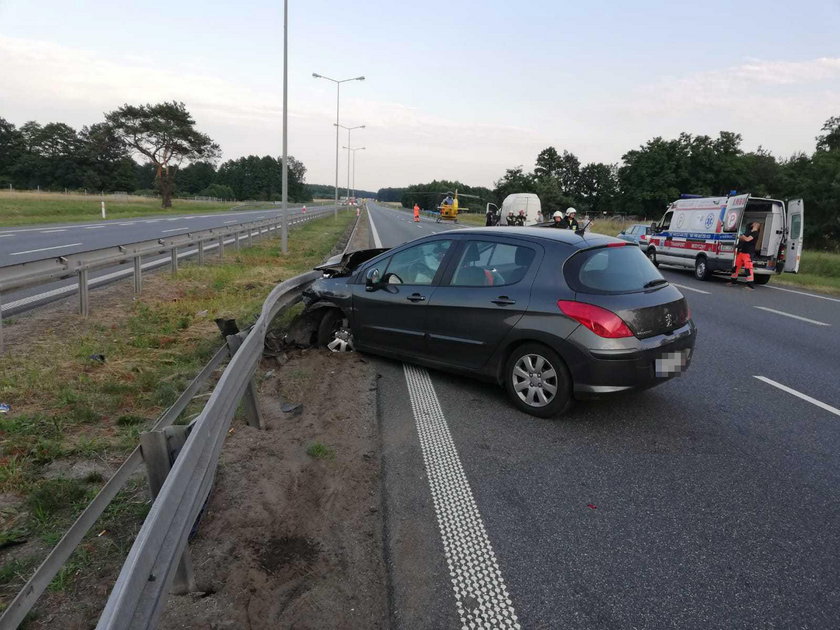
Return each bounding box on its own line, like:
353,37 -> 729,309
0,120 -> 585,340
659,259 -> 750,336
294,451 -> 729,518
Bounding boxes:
403,364 -> 521,629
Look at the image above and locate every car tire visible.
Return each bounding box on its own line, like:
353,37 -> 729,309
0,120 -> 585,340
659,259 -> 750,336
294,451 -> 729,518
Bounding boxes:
646,248 -> 659,268
317,309 -> 354,352
753,274 -> 771,285
694,256 -> 711,281
503,343 -> 573,418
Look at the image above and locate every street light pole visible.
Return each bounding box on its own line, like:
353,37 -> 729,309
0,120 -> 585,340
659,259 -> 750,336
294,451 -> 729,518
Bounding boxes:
280,0 -> 288,254
343,146 -> 365,198
312,73 -> 365,218
336,123 -> 364,205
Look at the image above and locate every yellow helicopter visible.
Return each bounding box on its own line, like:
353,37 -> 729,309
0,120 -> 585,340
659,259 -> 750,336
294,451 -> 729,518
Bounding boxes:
409,190 -> 483,223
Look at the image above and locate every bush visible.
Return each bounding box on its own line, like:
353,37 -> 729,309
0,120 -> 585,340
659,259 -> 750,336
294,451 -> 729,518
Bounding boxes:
199,184 -> 235,199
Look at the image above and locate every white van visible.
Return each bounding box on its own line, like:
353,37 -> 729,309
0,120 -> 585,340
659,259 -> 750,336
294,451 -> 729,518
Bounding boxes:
486,193 -> 543,225
638,193 -> 804,283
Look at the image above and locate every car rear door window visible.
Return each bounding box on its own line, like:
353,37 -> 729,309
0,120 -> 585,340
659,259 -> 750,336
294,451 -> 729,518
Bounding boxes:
384,240 -> 453,285
565,245 -> 665,294
450,240 -> 536,287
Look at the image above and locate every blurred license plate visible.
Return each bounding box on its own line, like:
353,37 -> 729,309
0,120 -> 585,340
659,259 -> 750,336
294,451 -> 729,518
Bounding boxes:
655,348 -> 691,377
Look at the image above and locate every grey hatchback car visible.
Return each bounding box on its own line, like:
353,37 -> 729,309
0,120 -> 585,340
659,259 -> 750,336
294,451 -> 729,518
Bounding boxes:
303,227 -> 696,417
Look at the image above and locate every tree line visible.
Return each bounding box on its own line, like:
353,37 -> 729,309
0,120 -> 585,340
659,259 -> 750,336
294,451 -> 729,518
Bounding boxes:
0,102 -> 313,206
382,116 -> 840,249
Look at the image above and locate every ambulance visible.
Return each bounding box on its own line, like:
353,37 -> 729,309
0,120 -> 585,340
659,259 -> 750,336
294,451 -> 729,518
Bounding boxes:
638,193 -> 804,284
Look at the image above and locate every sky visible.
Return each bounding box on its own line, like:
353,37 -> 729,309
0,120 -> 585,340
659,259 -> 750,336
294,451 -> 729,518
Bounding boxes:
1,0 -> 839,191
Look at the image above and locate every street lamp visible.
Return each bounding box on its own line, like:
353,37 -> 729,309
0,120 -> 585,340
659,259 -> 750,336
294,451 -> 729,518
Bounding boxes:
312,72 -> 365,217
337,124 -> 364,204
343,146 -> 366,198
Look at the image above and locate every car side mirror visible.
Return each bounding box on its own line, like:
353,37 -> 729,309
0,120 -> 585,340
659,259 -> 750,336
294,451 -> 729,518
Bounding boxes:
365,267 -> 381,291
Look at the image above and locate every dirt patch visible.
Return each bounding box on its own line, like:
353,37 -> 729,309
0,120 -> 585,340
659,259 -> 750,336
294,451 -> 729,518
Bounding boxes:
159,348 -> 388,630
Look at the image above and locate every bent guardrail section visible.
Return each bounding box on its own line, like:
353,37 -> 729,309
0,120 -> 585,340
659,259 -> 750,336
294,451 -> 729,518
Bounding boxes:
95,270 -> 319,629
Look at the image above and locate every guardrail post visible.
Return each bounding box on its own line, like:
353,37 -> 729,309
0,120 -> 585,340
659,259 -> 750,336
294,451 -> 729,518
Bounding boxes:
235,232 -> 240,252
225,333 -> 265,429
139,427 -> 198,595
197,240 -> 205,265
170,247 -> 178,275
78,268 -> 89,316
133,255 -> 143,294
246,228 -> 252,248
0,291 -> 4,354
217,236 -> 225,259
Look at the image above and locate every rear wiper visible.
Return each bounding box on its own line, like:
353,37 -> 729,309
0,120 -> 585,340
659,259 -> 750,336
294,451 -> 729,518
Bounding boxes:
643,278 -> 668,288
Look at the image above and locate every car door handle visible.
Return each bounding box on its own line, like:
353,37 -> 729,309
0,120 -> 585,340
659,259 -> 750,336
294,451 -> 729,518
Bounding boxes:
492,296 -> 516,305
406,293 -> 426,302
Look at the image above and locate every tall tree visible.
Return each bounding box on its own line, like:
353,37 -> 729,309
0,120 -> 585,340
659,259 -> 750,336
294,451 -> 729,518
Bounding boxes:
105,101 -> 220,208
816,115 -> 840,153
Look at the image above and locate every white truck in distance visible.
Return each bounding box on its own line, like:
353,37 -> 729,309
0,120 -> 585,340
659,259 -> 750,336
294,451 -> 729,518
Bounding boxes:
486,193 -> 543,225
639,193 -> 804,284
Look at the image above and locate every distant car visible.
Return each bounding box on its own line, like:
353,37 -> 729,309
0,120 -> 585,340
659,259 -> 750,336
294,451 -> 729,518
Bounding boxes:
617,223 -> 652,245
303,227 -> 696,418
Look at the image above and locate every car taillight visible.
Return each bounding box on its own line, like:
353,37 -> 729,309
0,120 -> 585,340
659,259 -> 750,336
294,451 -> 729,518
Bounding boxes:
557,300 -> 634,338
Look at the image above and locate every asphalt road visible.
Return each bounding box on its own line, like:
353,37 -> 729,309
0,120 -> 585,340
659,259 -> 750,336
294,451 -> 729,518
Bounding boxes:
366,203 -> 840,628
0,205 -> 336,315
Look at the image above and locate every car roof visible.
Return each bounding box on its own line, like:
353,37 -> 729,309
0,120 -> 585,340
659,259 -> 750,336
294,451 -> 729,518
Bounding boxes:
451,226 -> 622,250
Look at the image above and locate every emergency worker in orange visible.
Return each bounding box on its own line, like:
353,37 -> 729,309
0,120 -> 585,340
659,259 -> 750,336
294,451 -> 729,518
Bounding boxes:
727,221 -> 760,290
413,203 -> 420,222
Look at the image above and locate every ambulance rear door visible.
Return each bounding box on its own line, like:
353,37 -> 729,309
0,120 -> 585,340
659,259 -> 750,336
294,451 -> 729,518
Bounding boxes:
784,199 -> 804,273
722,193 -> 751,233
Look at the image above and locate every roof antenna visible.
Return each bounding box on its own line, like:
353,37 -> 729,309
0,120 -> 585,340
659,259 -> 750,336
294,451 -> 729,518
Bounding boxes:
575,219 -> 592,236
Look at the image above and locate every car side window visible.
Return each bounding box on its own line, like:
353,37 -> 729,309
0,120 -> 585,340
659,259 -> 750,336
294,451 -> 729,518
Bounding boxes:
384,240 -> 452,285
450,240 -> 536,287
660,211 -> 673,231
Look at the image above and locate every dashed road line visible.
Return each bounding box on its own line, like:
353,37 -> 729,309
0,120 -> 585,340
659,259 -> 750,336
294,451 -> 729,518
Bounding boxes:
0,234 -> 14,238
40,229 -> 66,233
753,306 -> 830,326
754,376 -> 840,418
671,282 -> 711,295
766,284 -> 840,303
10,243 -> 83,256
162,227 -> 187,233
84,225 -> 106,229
403,364 -> 521,629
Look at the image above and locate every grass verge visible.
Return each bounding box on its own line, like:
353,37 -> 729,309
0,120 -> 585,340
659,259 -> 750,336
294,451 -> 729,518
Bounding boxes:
0,210 -> 355,620
0,191 -> 279,227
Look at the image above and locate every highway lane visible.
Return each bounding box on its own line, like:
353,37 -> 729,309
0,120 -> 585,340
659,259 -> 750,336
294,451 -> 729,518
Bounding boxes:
0,206 -> 338,316
366,203 -> 840,627
0,205 -> 332,266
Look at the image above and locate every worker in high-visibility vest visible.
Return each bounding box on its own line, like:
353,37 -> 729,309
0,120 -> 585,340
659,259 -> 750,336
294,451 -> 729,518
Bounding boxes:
413,203 -> 420,222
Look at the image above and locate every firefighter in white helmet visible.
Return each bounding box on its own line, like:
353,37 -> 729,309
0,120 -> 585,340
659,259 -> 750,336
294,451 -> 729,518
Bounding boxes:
551,210 -> 565,228
564,207 -> 579,230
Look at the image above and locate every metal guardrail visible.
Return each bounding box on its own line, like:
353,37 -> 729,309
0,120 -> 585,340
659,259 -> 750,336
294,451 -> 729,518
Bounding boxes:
0,208 -> 359,629
0,210 -> 331,352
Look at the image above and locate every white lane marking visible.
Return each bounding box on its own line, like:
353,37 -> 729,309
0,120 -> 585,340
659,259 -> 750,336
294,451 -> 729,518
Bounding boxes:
118,223 -> 134,226
753,306 -> 830,326
224,220 -> 237,224
162,227 -> 187,233
84,225 -> 106,229
10,242 -> 83,256
40,229 -> 66,233
766,284 -> 840,304
753,376 -> 840,418
402,364 -> 521,629
671,282 -> 711,295
0,234 -> 13,238
368,207 -> 383,247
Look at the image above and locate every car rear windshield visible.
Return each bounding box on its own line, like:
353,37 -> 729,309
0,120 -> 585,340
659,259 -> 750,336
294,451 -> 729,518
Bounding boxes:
564,245 -> 666,294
